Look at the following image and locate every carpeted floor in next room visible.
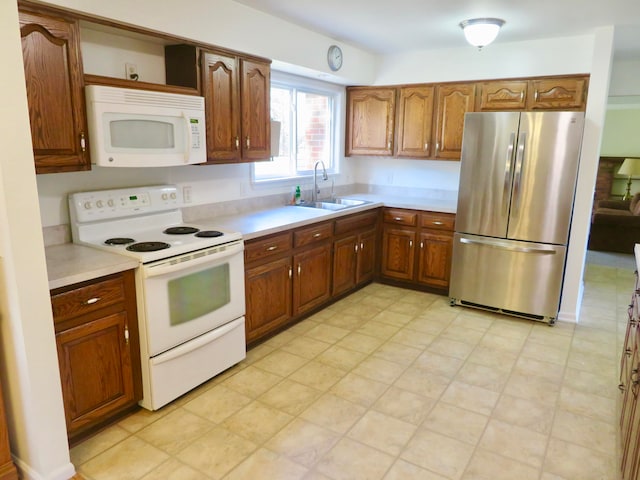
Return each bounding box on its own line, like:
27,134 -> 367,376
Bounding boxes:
69,250 -> 633,480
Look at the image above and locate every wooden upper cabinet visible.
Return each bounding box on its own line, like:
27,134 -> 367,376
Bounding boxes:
395,85 -> 435,158
346,87 -> 396,156
201,52 -> 240,162
433,83 -> 476,160
19,9 -> 90,174
240,59 -> 271,161
527,77 -> 588,110
477,80 -> 528,111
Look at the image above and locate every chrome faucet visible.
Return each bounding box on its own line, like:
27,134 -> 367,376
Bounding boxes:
313,161 -> 328,203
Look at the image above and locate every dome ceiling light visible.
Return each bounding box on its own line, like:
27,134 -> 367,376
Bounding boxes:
459,18 -> 506,49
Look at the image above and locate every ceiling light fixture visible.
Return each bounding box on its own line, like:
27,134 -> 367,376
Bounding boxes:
459,18 -> 505,49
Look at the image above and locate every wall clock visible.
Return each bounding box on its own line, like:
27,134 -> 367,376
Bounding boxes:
327,45 -> 343,72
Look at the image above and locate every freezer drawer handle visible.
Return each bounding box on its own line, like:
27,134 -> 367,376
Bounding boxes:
459,237 -> 556,255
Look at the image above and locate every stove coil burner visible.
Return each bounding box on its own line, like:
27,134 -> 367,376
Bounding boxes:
105,237 -> 135,245
195,230 -> 224,238
164,226 -> 200,235
126,242 -> 171,252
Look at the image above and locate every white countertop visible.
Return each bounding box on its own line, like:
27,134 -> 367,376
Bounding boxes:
46,243 -> 139,290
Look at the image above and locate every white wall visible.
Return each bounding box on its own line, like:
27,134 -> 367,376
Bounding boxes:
0,1 -> 75,479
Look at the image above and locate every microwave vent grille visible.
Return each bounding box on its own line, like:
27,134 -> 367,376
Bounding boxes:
86,85 -> 204,110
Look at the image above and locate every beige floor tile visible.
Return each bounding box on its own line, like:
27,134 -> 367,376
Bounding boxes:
557,386 -> 617,423
371,309 -> 414,327
182,384 -> 252,423
222,401 -> 293,444
373,386 -> 436,425
79,436 -> 169,480
351,355 -> 407,384
423,402 -> 489,445
389,327 -> 436,349
253,349 -> 309,377
224,448 -> 308,480
407,313 -> 455,335
304,323 -> 351,344
394,367 -> 451,399
567,350 -> 617,377
137,409 -> 214,455
117,405 -> 176,434
440,380 -> 500,416
222,365 -> 283,398
440,324 -> 486,344
347,410 -> 416,456
384,301 -> 426,317
383,459 -> 448,480
527,328 -> 573,349
342,303 -> 383,320
486,317 -> 532,338
428,336 -> 475,360
288,360 -> 347,391
316,437 -> 395,480
465,345 -> 518,372
543,438 -> 617,480
562,366 -> 618,399
512,356 -> 565,384
477,332 -> 525,353
299,393 -> 366,434
520,341 -> 569,366
401,428 -> 475,479
242,341 -> 276,364
263,329 -> 299,348
400,290 -> 441,306
285,318 -> 321,335
280,336 -> 333,359
177,426 -> 257,479
551,409 -> 617,455
258,378 -> 323,416
479,419 -> 548,468
336,331 -> 385,354
449,312 -> 495,332
140,458 -> 209,480
322,313 -> 368,331
265,417 -> 340,468
413,351 -> 465,377
372,340 -> 422,365
356,320 -> 400,339
70,425 -> 130,466
492,394 -> 555,435
358,294 -> 397,310
461,449 -> 540,480
455,361 -> 510,392
315,344 -> 367,370
503,372 -> 562,404
571,335 -> 617,359
329,372 -> 389,407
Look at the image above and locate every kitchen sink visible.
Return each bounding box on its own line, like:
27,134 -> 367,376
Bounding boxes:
298,198 -> 369,210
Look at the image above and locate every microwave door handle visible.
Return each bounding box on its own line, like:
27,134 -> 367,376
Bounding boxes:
182,112 -> 192,163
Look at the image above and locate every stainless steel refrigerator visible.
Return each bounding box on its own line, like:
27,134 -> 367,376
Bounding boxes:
449,111 -> 585,324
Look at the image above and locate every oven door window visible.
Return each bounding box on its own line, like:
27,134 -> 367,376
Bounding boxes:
168,263 -> 230,326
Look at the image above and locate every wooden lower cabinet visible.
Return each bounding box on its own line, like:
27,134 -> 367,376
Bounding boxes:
293,243 -> 332,315
51,270 -> 141,443
380,208 -> 455,292
332,228 -> 377,296
0,381 -> 17,480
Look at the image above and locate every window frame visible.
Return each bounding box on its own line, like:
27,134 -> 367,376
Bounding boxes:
251,71 -> 345,185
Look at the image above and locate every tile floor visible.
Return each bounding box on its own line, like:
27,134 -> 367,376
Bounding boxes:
71,252 -> 635,480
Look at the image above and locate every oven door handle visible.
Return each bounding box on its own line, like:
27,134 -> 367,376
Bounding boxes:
143,241 -> 244,278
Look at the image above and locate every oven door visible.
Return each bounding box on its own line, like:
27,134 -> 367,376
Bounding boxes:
141,240 -> 245,357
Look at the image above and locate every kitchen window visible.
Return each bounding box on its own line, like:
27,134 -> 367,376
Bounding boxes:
253,72 -> 344,182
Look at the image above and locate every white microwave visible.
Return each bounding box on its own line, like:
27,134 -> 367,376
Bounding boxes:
85,85 -> 206,167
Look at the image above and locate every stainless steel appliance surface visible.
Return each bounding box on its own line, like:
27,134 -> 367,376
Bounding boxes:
449,111 -> 585,323
69,185 -> 246,410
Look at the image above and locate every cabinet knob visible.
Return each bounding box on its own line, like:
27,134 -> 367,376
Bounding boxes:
289,267 -> 292,279
433,221 -> 444,225
424,142 -> 429,151
83,297 -> 100,305
313,233 -> 322,238
394,217 -> 402,221
387,141 -> 391,149
354,244 -> 358,253
246,136 -> 251,149
124,325 -> 130,345
266,245 -> 278,251
80,132 -> 86,152
409,240 -> 413,248
534,90 -> 539,102
360,242 -> 364,250
297,264 -> 301,276
235,136 -> 240,149
520,91 -> 524,101
420,241 -> 424,249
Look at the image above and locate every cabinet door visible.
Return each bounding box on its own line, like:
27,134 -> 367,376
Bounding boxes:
527,77 -> 588,110
477,80 -> 527,111
240,59 -> 271,160
357,228 -> 377,284
621,342 -> 640,480
245,256 -> 292,343
293,243 -> 332,315
417,230 -> 453,290
396,86 -> 434,158
346,87 -> 396,156
333,235 -> 358,296
56,312 -> 134,434
433,83 -> 475,160
201,52 -> 240,163
381,227 -> 416,281
19,10 -> 90,174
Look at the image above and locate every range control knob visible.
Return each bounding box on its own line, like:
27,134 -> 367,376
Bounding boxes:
96,200 -> 104,208
161,193 -> 168,200
83,201 -> 92,210
107,199 -> 115,207
170,192 -> 177,200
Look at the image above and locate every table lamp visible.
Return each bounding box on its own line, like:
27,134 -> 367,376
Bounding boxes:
617,158 -> 640,201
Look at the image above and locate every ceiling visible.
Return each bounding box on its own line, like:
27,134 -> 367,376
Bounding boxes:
231,0 -> 640,58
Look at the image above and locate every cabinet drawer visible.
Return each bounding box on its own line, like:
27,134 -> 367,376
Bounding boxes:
51,276 -> 126,324
294,222 -> 333,248
420,212 -> 455,231
245,232 -> 292,263
334,210 -> 379,235
383,209 -> 417,227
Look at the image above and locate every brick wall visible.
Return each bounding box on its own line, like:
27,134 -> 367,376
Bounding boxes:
594,156 -> 624,211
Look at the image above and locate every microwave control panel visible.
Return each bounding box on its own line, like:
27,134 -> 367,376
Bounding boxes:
190,118 -> 202,150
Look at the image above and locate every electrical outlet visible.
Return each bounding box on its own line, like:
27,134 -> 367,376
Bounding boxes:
183,185 -> 192,203
125,63 -> 138,81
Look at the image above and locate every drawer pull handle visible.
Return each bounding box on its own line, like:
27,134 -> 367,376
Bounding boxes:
297,264 -> 301,276
354,244 -> 358,253
313,233 -> 322,238
83,297 -> 100,305
289,267 -> 292,279
360,242 -> 364,250
124,325 -> 129,345
433,221 -> 444,225
266,246 -> 278,251
420,241 -> 424,249
394,217 -> 403,221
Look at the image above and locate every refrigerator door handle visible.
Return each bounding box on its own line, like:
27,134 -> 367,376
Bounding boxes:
511,132 -> 527,215
459,237 -> 557,255
503,133 -> 517,215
